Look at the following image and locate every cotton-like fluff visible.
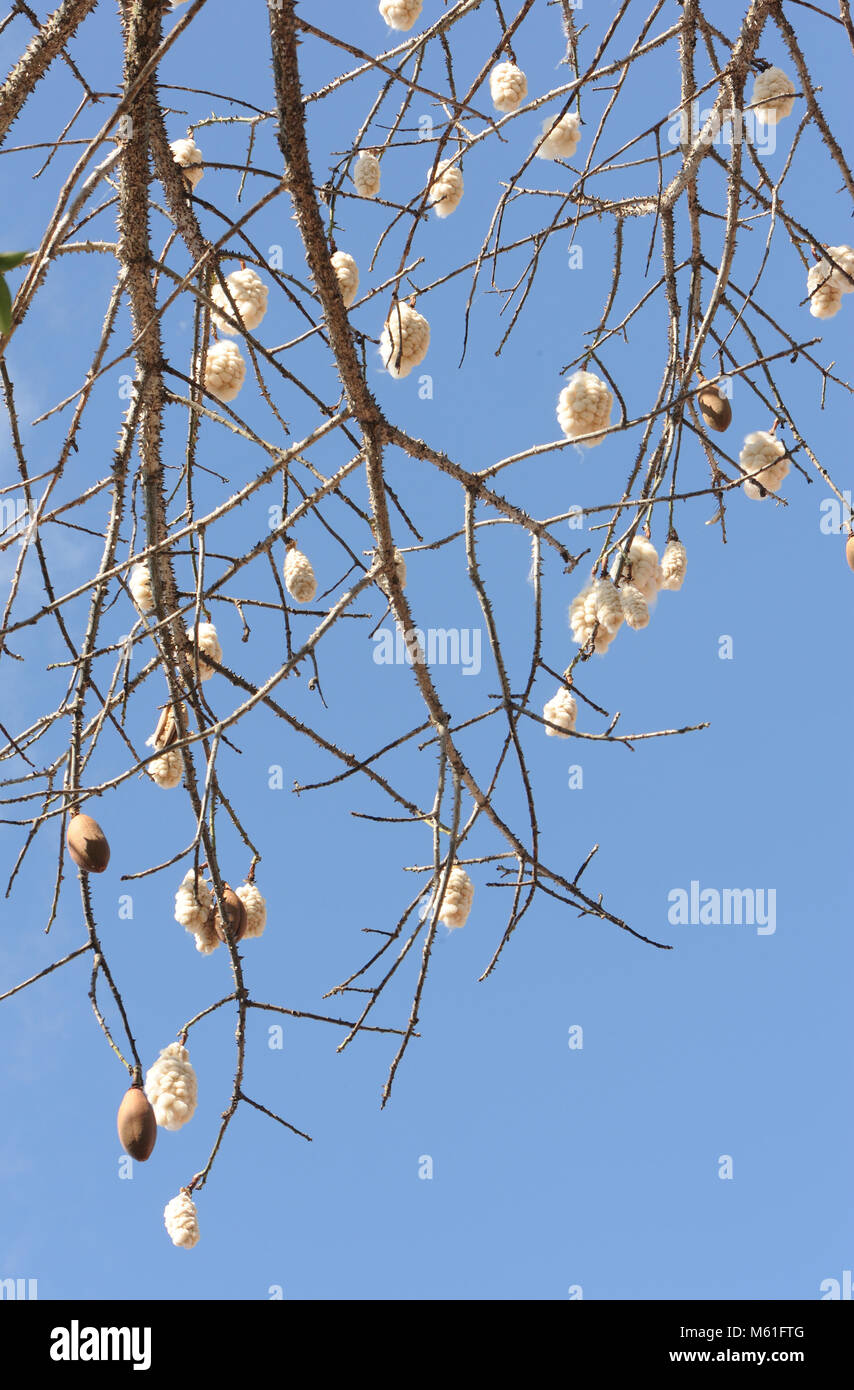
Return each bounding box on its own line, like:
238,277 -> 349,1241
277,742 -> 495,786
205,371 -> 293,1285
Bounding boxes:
211,267 -> 268,335
164,1192 -> 200,1250
149,748 -> 182,789
145,1043 -> 198,1131
740,430 -> 790,499
380,301 -> 430,378
193,916 -> 220,955
353,152 -> 381,198
569,578 -> 624,653
174,869 -> 213,936
489,61 -> 528,113
235,883 -> 267,939
185,620 -> 222,680
619,583 -> 650,630
198,339 -> 245,402
658,539 -> 687,591
376,546 -> 407,597
330,251 -> 359,308
543,687 -> 577,738
379,0 -> 422,30
752,66 -> 795,125
170,136 -> 203,189
622,536 -> 660,602
557,370 -> 613,446
817,245 -> 854,293
284,546 -> 317,604
806,263 -> 843,319
436,865 -> 474,929
427,159 -> 464,218
536,110 -> 581,161
129,562 -> 153,613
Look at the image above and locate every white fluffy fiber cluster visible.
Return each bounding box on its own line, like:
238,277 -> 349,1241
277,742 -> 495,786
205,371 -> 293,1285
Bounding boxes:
235,883 -> 267,939
170,136 -> 203,189
658,539 -> 687,591
377,546 -> 407,597
331,251 -> 359,308
574,537 -> 686,652
428,159 -> 464,218
807,263 -> 842,320
380,301 -> 430,378
149,748 -> 182,789
807,247 -> 854,319
751,66 -> 795,125
186,621 -> 222,680
623,535 -> 660,602
557,370 -> 613,446
619,583 -> 650,630
164,1192 -> 200,1250
543,687 -> 577,738
284,546 -> 317,604
537,111 -> 581,161
436,865 -> 474,929
353,152 -> 381,198
129,562 -> 153,613
198,339 -> 245,402
174,868 -> 214,949
173,867 -> 212,934
145,1043 -> 198,1131
212,267 -> 268,334
815,245 -> 854,293
379,0 -> 422,31
570,578 -> 624,653
489,61 -> 528,113
740,430 -> 789,499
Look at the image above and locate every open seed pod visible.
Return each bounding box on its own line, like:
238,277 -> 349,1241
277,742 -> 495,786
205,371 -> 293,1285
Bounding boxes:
212,884 -> 248,944
697,378 -> 732,433
66,813 -> 110,873
117,1085 -> 157,1162
151,703 -> 182,751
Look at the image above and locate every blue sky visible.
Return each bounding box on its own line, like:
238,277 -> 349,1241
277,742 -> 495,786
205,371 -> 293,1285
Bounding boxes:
0,0 -> 851,1300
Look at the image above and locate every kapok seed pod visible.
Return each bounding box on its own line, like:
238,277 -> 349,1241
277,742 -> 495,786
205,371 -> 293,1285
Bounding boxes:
66,813 -> 110,873
152,702 -> 185,751
697,379 -> 732,433
845,534 -> 854,571
213,884 -> 248,943
117,1085 -> 157,1162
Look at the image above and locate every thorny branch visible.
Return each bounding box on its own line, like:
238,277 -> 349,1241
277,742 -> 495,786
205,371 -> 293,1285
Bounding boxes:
0,0 -> 850,1234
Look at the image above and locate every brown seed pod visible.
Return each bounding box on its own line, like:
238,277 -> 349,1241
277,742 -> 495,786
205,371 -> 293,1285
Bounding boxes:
152,702 -> 184,751
117,1085 -> 157,1162
697,379 -> 732,433
66,813 -> 110,873
213,884 -> 248,944
846,534 -> 854,572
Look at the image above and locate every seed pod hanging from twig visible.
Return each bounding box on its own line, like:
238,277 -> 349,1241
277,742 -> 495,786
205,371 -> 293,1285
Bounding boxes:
436,865 -> 474,929
490,62 -> 528,113
330,250 -> 359,307
542,687 -> 577,738
379,0 -> 422,31
211,267 -> 268,334
164,1191 -> 200,1249
353,151 -> 381,198
379,301 -> 430,378
557,370 -> 613,446
284,544 -> 317,603
751,66 -> 796,125
696,377 -> 732,433
170,136 -> 203,189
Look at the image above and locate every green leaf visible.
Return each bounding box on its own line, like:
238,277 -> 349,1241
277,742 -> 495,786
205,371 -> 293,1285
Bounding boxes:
0,276 -> 11,336
0,250 -> 28,272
